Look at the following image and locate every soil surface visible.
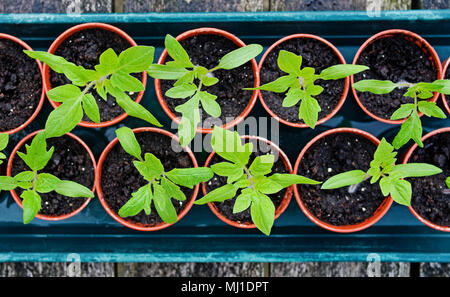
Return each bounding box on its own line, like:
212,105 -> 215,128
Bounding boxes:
297,133 -> 384,226
260,37 -> 345,124
354,34 -> 438,119
0,39 -> 42,132
101,132 -> 195,226
409,132 -> 450,227
160,34 -> 255,128
11,135 -> 94,216
50,28 -> 142,123
204,139 -> 289,224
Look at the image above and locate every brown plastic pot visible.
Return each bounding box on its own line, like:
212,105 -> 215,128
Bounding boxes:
43,23 -> 147,128
441,58 -> 450,114
258,34 -> 349,128
351,29 -> 442,124
7,130 -> 96,221
402,127 -> 450,232
0,33 -> 45,135
293,128 -> 393,233
201,135 -> 293,230
95,127 -> 200,231
154,27 -> 260,134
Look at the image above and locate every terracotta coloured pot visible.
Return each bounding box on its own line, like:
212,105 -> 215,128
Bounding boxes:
293,128 -> 393,233
441,58 -> 450,114
202,135 -> 293,230
258,33 -> 349,128
351,29 -> 442,124
95,127 -> 200,231
0,33 -> 45,135
154,27 -> 260,134
43,22 -> 147,128
402,127 -> 450,232
7,130 -> 96,221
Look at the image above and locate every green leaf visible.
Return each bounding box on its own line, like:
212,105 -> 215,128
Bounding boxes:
175,95 -> 200,147
211,162 -> 243,184
110,72 -> 145,92
117,46 -> 155,73
211,126 -> 252,166
250,192 -> 275,236
119,184 -> 152,217
299,95 -> 321,129
199,91 -> 221,118
319,64 -> 368,80
250,75 -> 297,93
165,83 -> 197,99
153,183 -> 178,224
418,101 -> 446,119
165,35 -> 193,68
282,87 -> 303,107
254,176 -> 283,195
194,183 -> 238,205
47,84 -> 82,103
446,177 -> 450,189
200,75 -> 219,87
115,92 -> 162,127
321,170 -> 367,189
392,111 -> 423,149
390,104 -> 415,120
353,79 -> 399,94
82,94 -> 100,123
44,99 -> 83,138
161,177 -> 186,201
21,190 -> 41,224
217,44 -> 263,70
432,79 -> 450,95
133,153 -> 164,182
96,48 -> 119,75
379,177 -> 412,206
54,180 -> 94,198
17,132 -> 54,171
14,171 -> 35,182
35,173 -> 61,193
268,173 -> 321,188
166,167 -> 214,189
277,50 -> 302,75
389,163 -> 442,178
0,176 -> 18,191
249,155 -> 274,177
116,126 -> 142,160
233,190 -> 253,213
0,133 -> 8,151
147,64 -> 190,80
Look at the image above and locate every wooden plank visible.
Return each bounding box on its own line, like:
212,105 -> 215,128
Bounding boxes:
420,263 -> 450,277
0,0 -> 112,13
0,262 -> 114,277
117,263 -> 264,277
271,262 -> 410,277
422,0 -> 450,9
269,0 -> 411,11
124,0 -> 264,12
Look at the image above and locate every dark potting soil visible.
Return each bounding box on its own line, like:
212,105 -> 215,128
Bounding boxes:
354,34 -> 438,119
50,28 -> 142,123
204,139 -> 289,224
409,133 -> 450,227
11,135 -> 94,216
0,39 -> 42,132
160,34 -> 255,128
260,38 -> 345,124
297,133 -> 384,226
101,132 -> 195,226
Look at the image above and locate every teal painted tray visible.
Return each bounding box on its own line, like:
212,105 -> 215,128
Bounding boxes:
0,10 -> 449,262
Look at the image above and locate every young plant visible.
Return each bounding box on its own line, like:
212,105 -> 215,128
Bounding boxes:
321,138 -> 442,206
246,50 -> 368,128
24,47 -> 161,138
147,35 -> 263,147
0,134 -> 8,165
115,127 -> 213,224
194,126 -> 321,235
353,79 -> 450,149
0,132 -> 94,224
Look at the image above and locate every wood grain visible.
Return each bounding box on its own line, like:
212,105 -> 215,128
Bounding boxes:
0,0 -> 112,13
124,0 -> 264,12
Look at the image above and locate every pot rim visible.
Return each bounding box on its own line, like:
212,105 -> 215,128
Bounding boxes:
293,127 -> 394,233
351,29 -> 443,124
95,127 -> 200,232
43,22 -> 147,128
154,27 -> 260,134
441,58 -> 450,115
7,130 -> 97,221
0,33 -> 46,135
201,135 -> 293,229
257,33 -> 349,128
402,127 -> 450,232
